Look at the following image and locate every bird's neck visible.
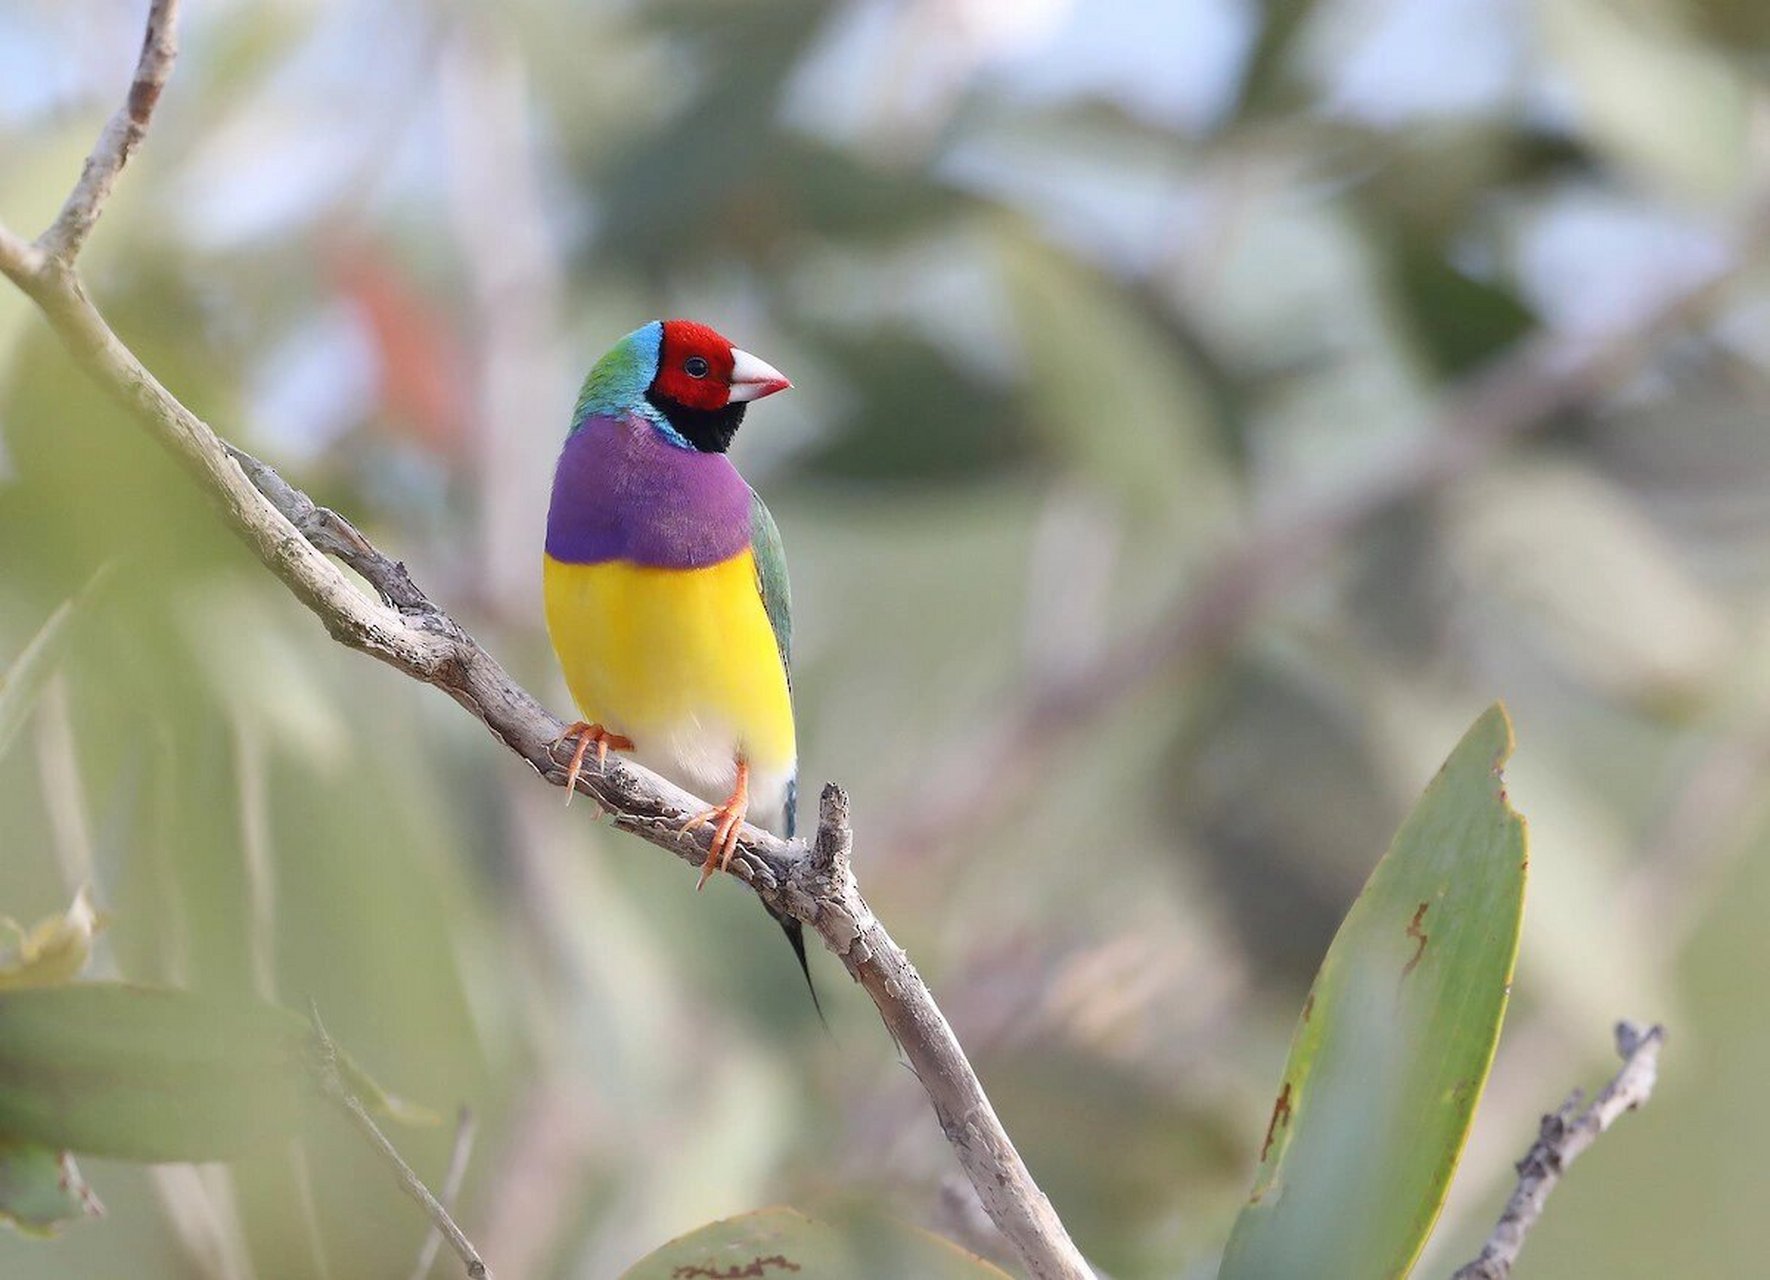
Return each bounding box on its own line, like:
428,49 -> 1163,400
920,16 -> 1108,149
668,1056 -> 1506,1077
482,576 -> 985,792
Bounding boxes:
546,414 -> 753,569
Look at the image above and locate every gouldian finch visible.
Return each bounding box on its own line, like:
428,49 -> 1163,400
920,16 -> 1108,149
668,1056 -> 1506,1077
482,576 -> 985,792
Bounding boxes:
543,320 -> 813,999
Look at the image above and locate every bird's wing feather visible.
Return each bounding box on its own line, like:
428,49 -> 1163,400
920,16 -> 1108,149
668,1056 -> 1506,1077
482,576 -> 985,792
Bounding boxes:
749,487 -> 792,688
749,487 -> 821,1023
749,486 -> 794,838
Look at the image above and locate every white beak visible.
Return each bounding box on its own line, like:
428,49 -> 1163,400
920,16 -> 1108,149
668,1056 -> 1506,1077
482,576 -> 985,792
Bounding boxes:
728,348 -> 793,402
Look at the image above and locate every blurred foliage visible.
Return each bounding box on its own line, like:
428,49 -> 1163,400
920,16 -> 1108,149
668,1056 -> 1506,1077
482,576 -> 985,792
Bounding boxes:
0,891 -> 106,1236
0,983 -> 417,1162
3,0 -> 1770,1276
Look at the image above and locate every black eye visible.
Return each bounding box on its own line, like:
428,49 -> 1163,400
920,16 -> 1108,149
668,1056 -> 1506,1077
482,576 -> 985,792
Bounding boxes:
684,356 -> 710,378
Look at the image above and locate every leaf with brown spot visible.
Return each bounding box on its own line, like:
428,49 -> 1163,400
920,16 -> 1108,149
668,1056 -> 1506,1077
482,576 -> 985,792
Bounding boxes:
1220,705 -> 1528,1280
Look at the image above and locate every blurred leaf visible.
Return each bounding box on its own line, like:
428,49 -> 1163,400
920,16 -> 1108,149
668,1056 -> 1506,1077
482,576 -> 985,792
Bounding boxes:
0,593 -> 80,762
0,983 -> 422,1162
1219,704 -> 1527,1280
1539,0 -> 1749,202
1445,461 -> 1733,705
1174,655 -> 1400,985
0,891 -> 107,1238
997,224 -> 1226,520
1388,234 -> 1535,378
0,1144 -> 101,1237
619,1207 -> 1011,1280
802,328 -> 1021,483
1234,0 -> 1321,119
0,887 -> 106,992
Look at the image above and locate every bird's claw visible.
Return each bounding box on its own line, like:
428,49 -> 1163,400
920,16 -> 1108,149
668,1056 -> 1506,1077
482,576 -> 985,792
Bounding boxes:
553,722 -> 633,805
684,761 -> 750,890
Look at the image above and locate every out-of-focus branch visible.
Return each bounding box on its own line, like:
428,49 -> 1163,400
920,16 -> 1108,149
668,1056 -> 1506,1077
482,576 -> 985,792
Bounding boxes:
41,0 -> 181,264
1451,1022 -> 1667,1280
0,14 -> 1095,1279
309,1010 -> 490,1280
879,236 -> 1768,866
409,1108 -> 480,1280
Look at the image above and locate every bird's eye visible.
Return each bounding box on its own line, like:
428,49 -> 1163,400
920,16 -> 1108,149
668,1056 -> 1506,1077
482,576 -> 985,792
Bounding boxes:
684,356 -> 710,378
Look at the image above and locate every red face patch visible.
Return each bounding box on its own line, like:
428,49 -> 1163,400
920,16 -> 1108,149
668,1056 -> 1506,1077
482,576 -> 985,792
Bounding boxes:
653,320 -> 737,411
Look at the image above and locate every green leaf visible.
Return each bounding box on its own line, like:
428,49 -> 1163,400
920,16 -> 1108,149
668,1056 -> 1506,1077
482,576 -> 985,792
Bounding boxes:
0,1143 -> 102,1236
0,597 -> 78,762
0,983 -> 421,1162
0,564 -> 115,760
619,1207 -> 1012,1280
1219,704 -> 1528,1280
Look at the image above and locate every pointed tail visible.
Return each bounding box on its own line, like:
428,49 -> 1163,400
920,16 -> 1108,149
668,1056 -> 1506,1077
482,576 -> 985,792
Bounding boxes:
766,903 -> 826,1028
769,776 -> 826,1027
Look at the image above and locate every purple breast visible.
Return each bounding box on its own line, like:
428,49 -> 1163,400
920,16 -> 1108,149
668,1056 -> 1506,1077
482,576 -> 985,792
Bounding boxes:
545,414 -> 753,569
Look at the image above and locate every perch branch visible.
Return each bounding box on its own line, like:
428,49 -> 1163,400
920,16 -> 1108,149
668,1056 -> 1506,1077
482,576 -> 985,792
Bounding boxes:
308,1009 -> 489,1280
0,10 -> 1095,1277
1450,1021 -> 1667,1280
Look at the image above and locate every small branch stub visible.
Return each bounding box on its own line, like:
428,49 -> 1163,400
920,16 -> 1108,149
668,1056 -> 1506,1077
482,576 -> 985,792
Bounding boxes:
1450,1021 -> 1667,1280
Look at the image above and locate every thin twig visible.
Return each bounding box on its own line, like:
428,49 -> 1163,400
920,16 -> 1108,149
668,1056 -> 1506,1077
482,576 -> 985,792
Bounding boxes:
39,0 -> 181,264
409,1108 -> 480,1280
1450,1022 -> 1667,1280
803,786 -> 1089,1273
308,1007 -> 491,1280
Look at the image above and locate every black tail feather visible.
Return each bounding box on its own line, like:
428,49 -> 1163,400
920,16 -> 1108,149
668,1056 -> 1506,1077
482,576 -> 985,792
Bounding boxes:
768,902 -> 826,1029
767,778 -> 826,1028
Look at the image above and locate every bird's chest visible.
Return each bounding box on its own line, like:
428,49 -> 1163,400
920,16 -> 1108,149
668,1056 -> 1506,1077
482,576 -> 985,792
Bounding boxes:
545,418 -> 753,569
541,551 -> 795,784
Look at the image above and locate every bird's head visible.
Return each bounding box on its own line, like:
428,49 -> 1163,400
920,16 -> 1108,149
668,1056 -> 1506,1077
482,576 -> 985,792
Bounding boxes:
572,319 -> 792,453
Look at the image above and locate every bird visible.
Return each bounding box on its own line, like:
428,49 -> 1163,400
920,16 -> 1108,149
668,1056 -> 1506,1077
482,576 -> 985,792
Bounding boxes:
542,319 -> 817,1008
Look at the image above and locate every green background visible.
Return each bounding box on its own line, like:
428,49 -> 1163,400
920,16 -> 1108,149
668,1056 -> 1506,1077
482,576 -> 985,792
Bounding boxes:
3,0 -> 1767,1275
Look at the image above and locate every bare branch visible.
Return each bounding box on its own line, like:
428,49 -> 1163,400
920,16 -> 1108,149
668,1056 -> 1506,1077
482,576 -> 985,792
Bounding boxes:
1450,1022 -> 1667,1280
39,0 -> 181,263
409,1108 -> 480,1280
309,1009 -> 490,1280
800,786 -> 1090,1275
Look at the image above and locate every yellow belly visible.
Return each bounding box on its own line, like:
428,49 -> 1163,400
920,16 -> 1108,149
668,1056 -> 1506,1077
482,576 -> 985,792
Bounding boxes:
542,551 -> 795,783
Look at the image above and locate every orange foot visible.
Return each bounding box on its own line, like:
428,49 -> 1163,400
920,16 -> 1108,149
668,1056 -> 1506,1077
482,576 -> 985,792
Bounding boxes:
553,722 -> 634,805
683,759 -> 750,890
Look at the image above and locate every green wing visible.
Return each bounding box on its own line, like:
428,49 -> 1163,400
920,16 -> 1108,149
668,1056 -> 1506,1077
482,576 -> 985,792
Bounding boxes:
749,487 -> 792,686
750,489 -> 816,1010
